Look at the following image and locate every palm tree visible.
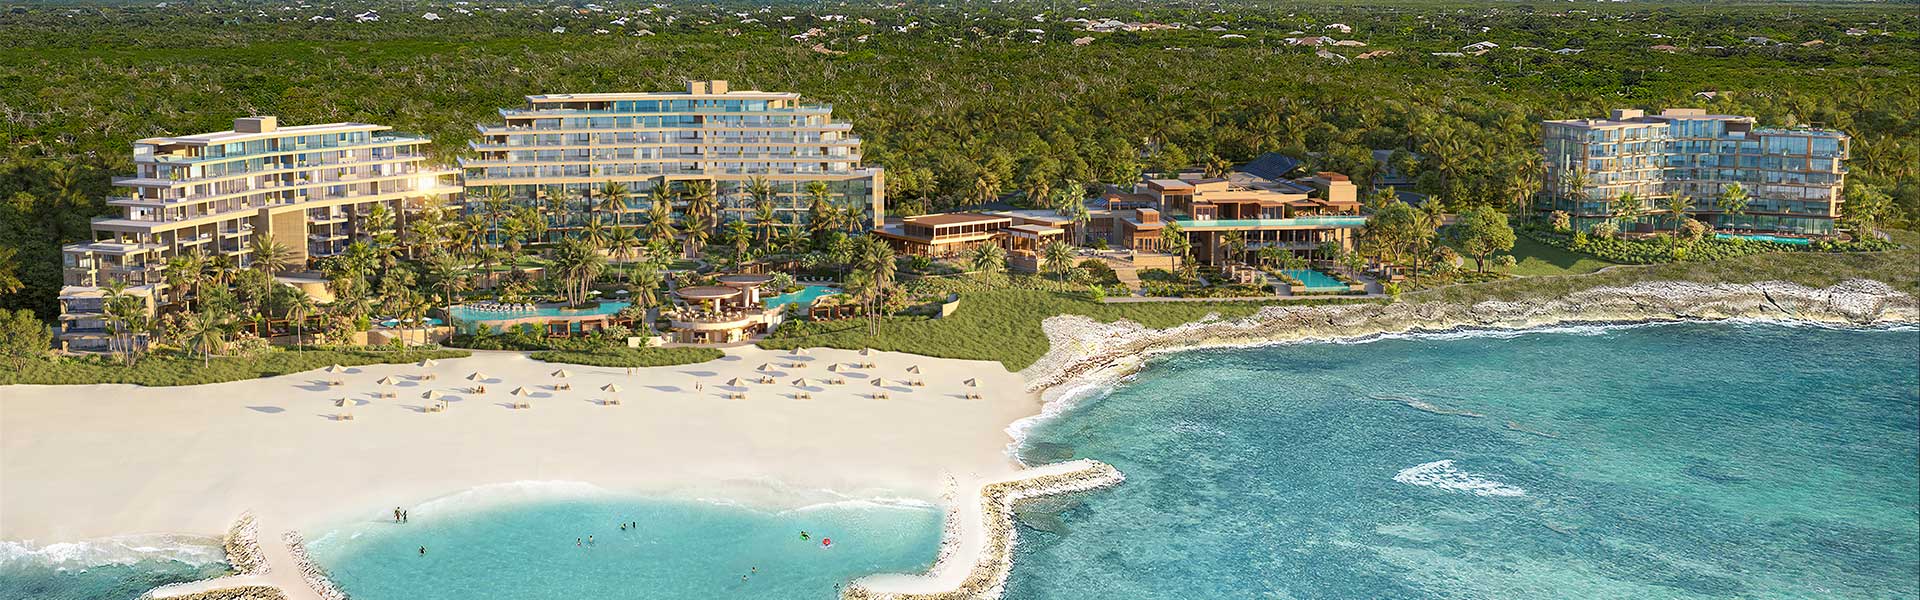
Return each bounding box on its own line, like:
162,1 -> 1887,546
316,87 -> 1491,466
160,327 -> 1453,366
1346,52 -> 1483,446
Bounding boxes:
480,187 -> 512,247
396,291 -> 432,346
1611,192 -> 1648,234
597,180 -> 630,227
805,181 -> 837,240
248,235 -> 296,276
285,291 -> 316,347
1158,221 -> 1193,278
1044,240 -> 1077,280
424,252 -> 470,325
856,236 -> 896,336
748,177 -> 778,244
204,253 -> 239,288
644,185 -> 679,249
1715,183 -> 1751,231
183,309 -> 230,368
1663,195 -> 1696,235
970,243 -> 1007,279
163,250 -> 205,312
723,219 -> 754,270
684,180 -> 719,253
609,226 -> 641,270
1220,230 -> 1248,265
629,263 -> 663,313
551,238 -> 607,307
580,216 -> 613,251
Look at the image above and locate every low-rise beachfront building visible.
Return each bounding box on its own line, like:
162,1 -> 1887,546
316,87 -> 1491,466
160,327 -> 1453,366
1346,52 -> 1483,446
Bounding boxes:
460,80 -> 886,242
56,117 -> 461,351
663,274 -> 785,344
1541,108 -> 1851,236
1107,171 -> 1366,265
871,212 -> 1067,273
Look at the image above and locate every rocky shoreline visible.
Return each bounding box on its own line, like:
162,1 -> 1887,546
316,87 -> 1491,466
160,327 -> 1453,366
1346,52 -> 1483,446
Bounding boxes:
282,532 -> 349,600
844,459 -> 1125,600
1019,279 -> 1918,394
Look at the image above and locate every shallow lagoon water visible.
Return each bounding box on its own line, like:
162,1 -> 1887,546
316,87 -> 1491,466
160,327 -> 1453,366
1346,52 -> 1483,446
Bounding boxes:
1006,322 -> 1920,599
303,493 -> 942,600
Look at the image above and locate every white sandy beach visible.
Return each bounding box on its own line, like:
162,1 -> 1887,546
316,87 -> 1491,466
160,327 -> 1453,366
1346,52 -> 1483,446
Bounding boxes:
0,347 -> 1038,545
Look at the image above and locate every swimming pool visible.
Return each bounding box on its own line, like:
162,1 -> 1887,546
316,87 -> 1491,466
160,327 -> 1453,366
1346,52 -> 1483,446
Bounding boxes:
764,285 -> 840,309
378,318 -> 445,328
1715,233 -> 1812,246
1282,269 -> 1351,291
448,302 -> 632,323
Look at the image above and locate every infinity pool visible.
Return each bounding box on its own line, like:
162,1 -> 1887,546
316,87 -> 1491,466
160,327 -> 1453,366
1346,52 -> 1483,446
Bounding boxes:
764,285 -> 840,309
1282,268 -> 1350,291
1715,233 -> 1812,246
448,302 -> 632,323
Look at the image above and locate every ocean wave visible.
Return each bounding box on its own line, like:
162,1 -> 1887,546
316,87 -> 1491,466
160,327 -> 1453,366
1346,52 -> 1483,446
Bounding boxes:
1004,366 -> 1130,464
777,497 -> 939,515
1393,460 -> 1525,498
0,534 -> 226,569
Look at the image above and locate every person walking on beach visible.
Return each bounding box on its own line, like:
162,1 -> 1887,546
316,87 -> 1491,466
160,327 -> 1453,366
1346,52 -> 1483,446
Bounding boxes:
395,507 -> 403,523
402,510 -> 409,523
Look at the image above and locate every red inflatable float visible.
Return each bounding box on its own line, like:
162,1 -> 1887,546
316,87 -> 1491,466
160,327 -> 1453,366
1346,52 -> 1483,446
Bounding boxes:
821,538 -> 833,548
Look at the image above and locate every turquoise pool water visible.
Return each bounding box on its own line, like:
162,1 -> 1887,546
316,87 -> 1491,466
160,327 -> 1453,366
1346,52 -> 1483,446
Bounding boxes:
1716,233 -> 1813,246
304,493 -> 942,600
378,317 -> 444,328
1282,268 -> 1350,290
1009,322 -> 1919,599
764,285 -> 840,309
448,302 -> 631,323
0,537 -> 229,600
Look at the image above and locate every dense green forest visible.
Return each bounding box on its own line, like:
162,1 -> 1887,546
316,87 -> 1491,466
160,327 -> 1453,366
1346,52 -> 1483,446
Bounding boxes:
2,0 -> 1916,319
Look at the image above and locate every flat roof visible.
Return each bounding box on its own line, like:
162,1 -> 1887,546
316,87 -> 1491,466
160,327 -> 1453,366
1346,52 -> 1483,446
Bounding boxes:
717,274 -> 773,287
1147,178 -> 1194,191
1008,224 -> 1065,235
905,213 -> 1011,227
527,91 -> 801,102
675,286 -> 743,300
138,122 -> 390,146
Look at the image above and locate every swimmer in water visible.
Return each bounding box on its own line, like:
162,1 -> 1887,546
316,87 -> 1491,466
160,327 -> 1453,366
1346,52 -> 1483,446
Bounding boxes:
419,546 -> 426,556
800,530 -> 810,541
588,535 -> 594,545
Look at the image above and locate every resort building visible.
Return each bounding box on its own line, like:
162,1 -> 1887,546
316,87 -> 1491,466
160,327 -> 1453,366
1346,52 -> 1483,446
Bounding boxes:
663,274 -> 786,344
871,213 -> 1067,273
56,117 -> 460,351
1540,108 -> 1851,236
1106,171 -> 1367,264
460,80 -> 885,240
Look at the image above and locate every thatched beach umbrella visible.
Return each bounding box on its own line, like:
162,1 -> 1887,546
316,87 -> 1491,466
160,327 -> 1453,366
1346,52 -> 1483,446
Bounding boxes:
468,371 -> 489,381
964,378 -> 977,387
792,378 -> 807,387
422,389 -> 444,400
325,364 -> 347,373
510,386 -> 530,396
729,377 -> 745,386
827,363 -> 840,372
872,377 -> 886,387
601,383 -> 621,393
907,365 -> 921,374
551,369 -> 573,378
419,359 -> 437,367
758,363 -> 772,371
376,376 -> 397,386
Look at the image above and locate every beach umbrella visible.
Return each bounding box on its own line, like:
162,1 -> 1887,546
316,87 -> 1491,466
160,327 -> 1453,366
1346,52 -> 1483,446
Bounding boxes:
468,372 -> 488,381
422,389 -> 444,400
325,364 -> 346,373
907,365 -> 921,374
601,383 -> 621,392
758,363 -> 772,371
860,348 -> 871,356
964,378 -> 977,387
419,359 -> 437,367
729,377 -> 744,386
872,377 -> 886,387
551,369 -> 573,378
376,376 -> 397,386
827,363 -> 840,372
510,386 -> 529,396
792,378 -> 807,387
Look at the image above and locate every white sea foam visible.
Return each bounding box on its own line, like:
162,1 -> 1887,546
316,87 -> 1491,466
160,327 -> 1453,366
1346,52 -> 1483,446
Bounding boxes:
1003,364 -> 1131,463
778,497 -> 940,515
1393,460 -> 1526,498
0,534 -> 226,569
407,480 -> 614,517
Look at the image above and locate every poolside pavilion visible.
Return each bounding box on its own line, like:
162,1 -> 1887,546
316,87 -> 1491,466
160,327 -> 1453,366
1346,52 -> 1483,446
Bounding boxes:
665,276 -> 784,344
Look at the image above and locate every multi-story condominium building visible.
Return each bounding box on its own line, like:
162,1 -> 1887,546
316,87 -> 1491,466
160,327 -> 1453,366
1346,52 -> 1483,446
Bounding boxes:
1541,108 -> 1850,236
56,116 -> 461,350
461,80 -> 884,239
1105,170 -> 1367,264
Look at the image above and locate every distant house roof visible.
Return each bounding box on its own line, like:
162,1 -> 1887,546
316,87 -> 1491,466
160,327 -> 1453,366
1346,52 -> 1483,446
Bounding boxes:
904,213 -> 1010,227
1236,153 -> 1301,182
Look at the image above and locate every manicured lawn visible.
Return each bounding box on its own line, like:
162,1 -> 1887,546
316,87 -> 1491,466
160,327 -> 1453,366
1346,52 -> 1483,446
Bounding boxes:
760,289 -> 1379,371
529,347 -> 724,368
1506,235 -> 1618,277
1,348 -> 471,386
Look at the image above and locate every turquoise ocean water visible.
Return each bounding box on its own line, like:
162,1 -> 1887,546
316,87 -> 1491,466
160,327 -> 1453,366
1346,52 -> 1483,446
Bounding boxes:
0,536 -> 229,600
1006,322 -> 1919,599
302,493 -> 942,600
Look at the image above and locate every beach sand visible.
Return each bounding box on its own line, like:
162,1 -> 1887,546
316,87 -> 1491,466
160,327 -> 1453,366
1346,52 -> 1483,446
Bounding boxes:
0,347 -> 1037,543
